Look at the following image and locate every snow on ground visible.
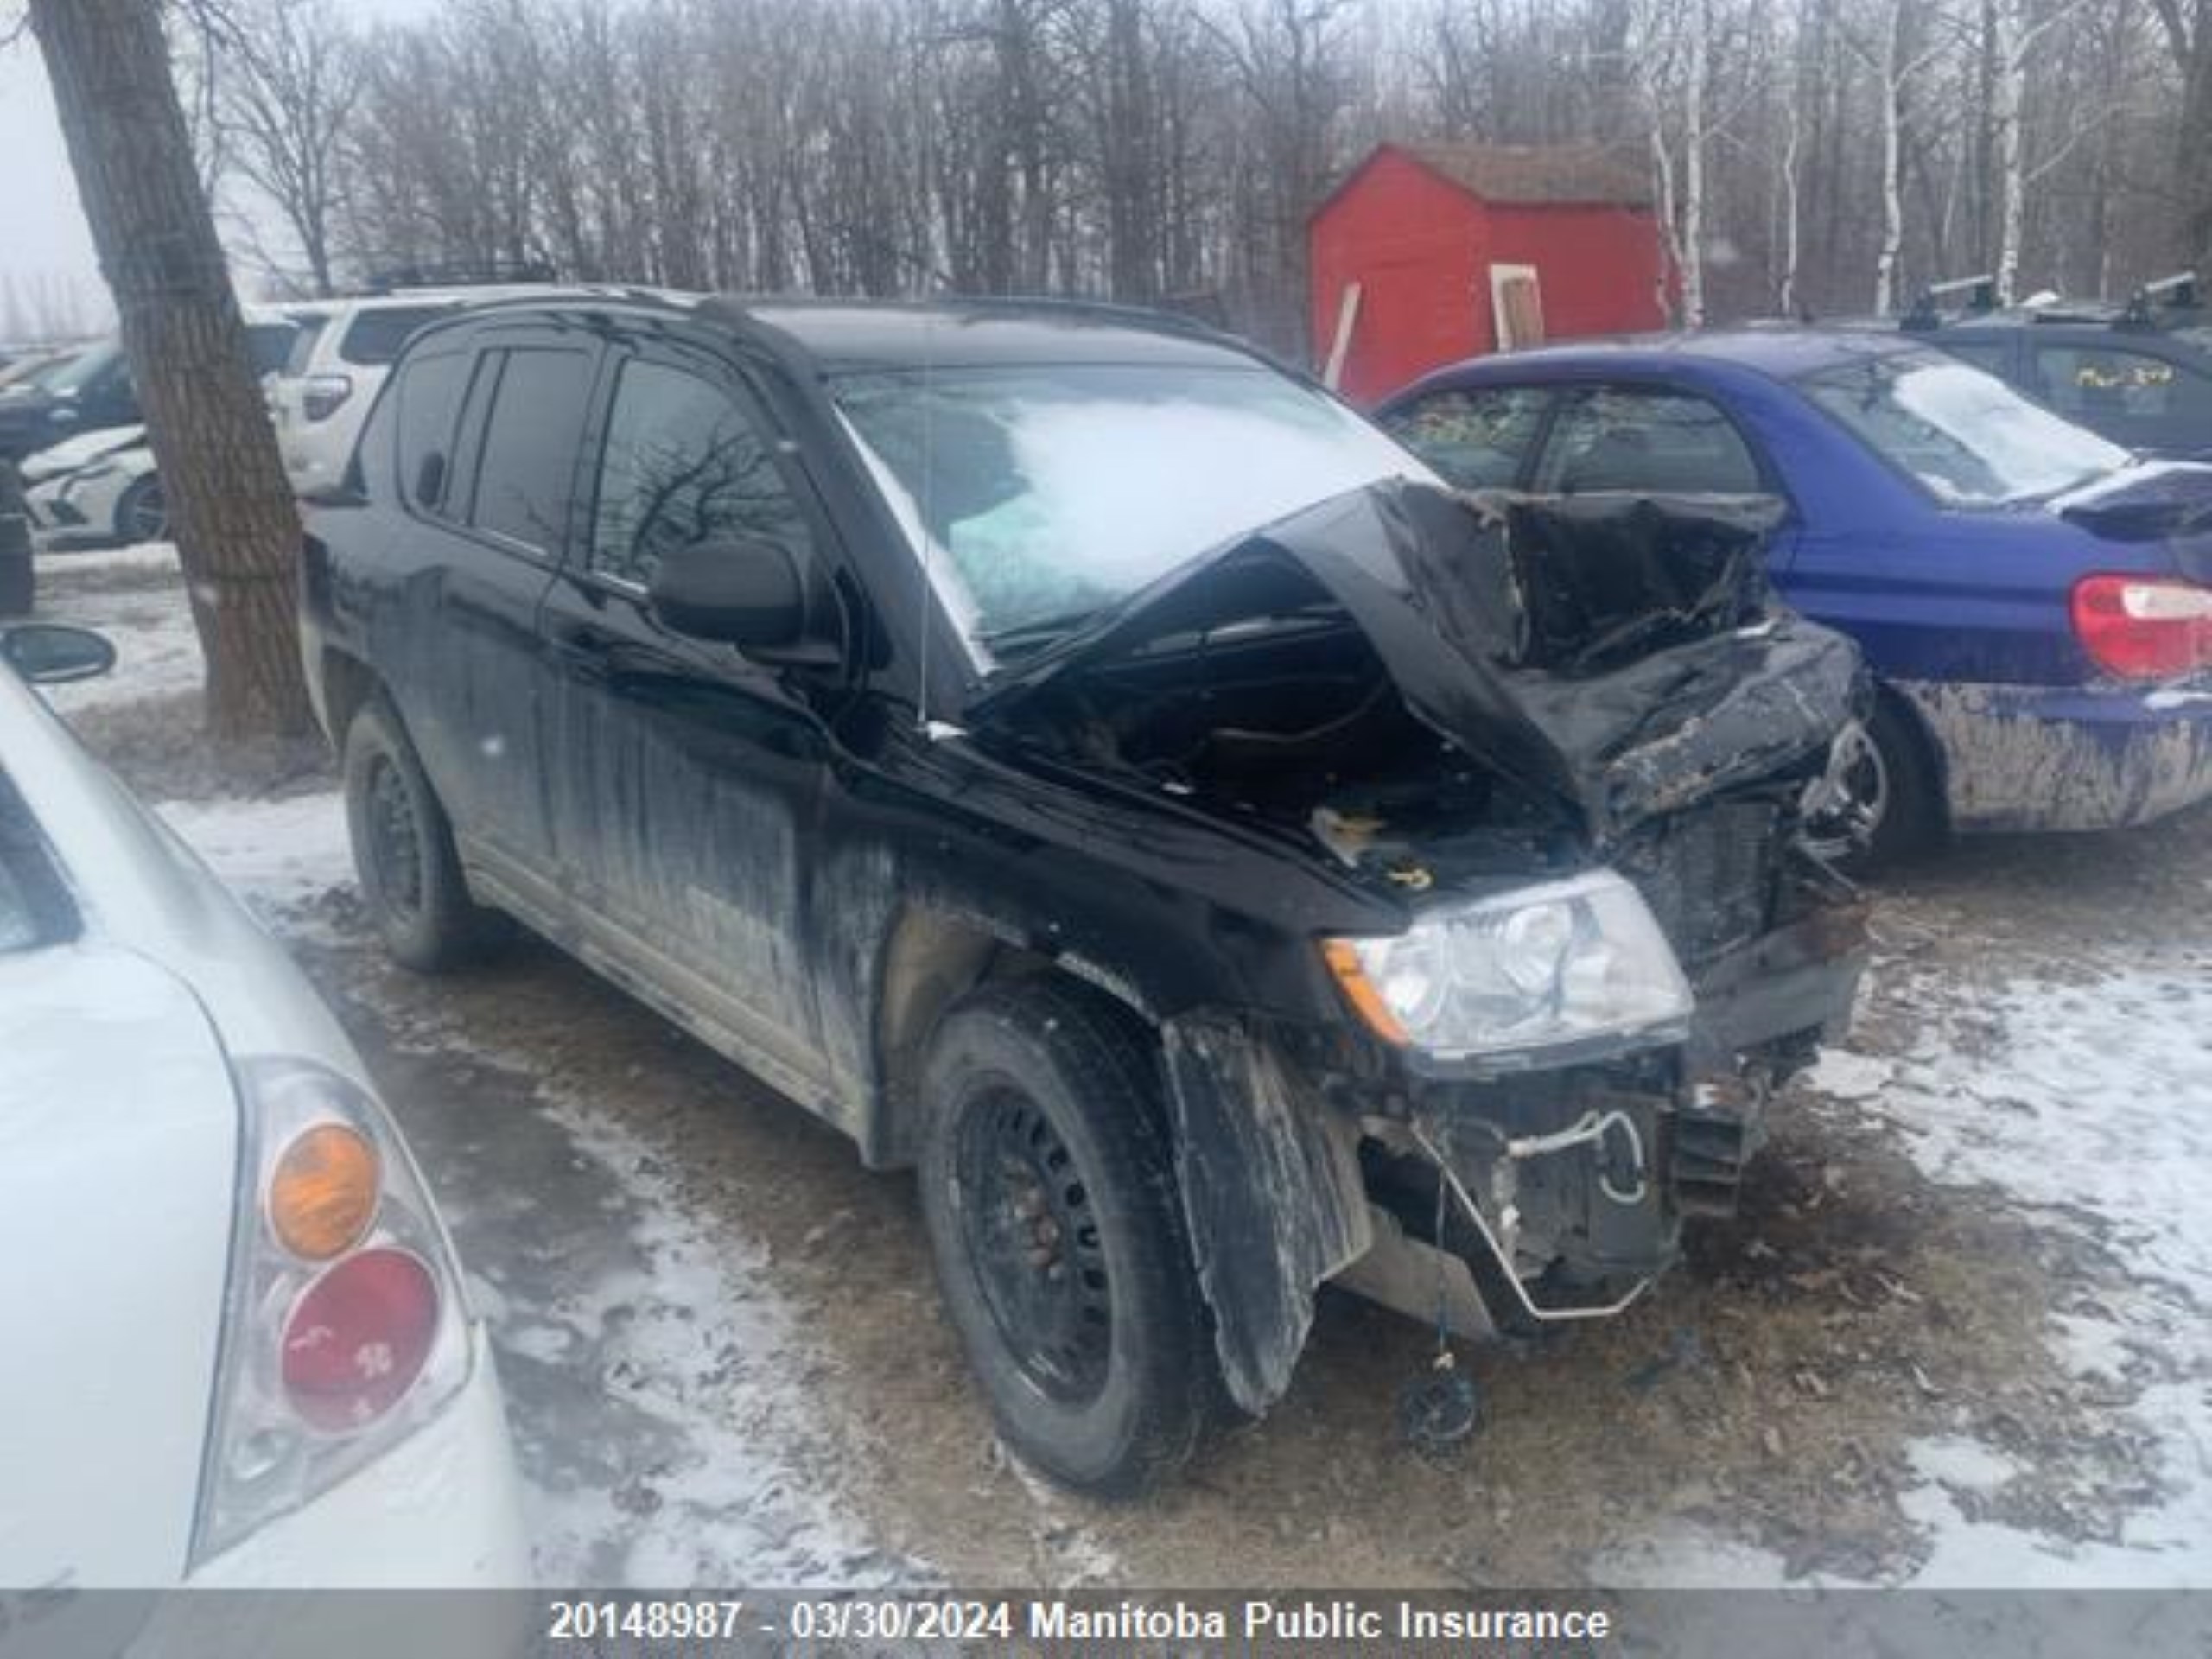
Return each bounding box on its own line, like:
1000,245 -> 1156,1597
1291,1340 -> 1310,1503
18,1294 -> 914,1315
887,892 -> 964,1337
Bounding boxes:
508,1084 -> 912,1586
144,749 -> 905,1587
156,791 -> 351,914
1611,935 -> 2212,1590
35,537 -> 181,581
35,563 -> 204,714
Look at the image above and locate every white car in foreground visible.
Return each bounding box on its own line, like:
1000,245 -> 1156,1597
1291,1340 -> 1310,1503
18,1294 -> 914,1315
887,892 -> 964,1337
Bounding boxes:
0,622 -> 530,1597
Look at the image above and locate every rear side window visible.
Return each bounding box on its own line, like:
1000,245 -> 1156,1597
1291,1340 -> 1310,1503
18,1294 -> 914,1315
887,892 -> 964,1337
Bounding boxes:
393,348 -> 470,513
2032,345 -> 2212,425
1535,387 -> 1763,494
1381,386 -> 1550,489
588,359 -> 815,588
340,305 -> 454,367
465,347 -> 596,553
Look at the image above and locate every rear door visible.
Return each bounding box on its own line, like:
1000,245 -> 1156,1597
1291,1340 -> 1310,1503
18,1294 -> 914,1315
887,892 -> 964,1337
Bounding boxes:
369,327 -> 599,883
536,339 -> 842,1110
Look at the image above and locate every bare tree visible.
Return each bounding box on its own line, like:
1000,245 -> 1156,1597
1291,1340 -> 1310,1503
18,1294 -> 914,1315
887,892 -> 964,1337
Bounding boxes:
213,0 -> 363,296
28,0 -> 313,742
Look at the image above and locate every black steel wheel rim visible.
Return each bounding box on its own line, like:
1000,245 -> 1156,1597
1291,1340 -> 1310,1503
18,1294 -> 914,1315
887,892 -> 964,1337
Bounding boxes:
364,754 -> 426,921
954,1084 -> 1114,1404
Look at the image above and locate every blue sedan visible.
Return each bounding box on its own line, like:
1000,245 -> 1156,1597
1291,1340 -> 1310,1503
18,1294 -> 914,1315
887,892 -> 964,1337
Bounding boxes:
1376,330 -> 2212,863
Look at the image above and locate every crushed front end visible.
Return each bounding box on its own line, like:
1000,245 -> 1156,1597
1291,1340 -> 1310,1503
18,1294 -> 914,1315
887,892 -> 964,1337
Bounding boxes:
972,480 -> 1871,1406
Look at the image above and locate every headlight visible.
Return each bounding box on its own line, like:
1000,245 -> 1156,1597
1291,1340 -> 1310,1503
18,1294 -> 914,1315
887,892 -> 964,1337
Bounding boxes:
1324,869 -> 1693,1063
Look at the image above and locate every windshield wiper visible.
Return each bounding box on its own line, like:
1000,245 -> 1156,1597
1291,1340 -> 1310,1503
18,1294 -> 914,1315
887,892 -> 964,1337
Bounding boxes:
978,607 -> 1103,656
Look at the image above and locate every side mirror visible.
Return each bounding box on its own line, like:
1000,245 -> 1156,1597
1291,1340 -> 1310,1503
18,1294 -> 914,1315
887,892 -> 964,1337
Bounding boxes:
646,537 -> 838,662
3,623 -> 117,684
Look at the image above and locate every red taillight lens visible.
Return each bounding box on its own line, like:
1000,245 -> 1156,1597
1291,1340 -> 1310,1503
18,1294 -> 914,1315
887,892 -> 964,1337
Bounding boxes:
281,1248 -> 441,1432
2071,575 -> 2212,679
302,373 -> 353,423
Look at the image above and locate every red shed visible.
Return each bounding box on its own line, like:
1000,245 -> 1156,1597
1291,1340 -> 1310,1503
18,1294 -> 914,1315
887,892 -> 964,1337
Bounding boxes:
1308,142 -> 1668,404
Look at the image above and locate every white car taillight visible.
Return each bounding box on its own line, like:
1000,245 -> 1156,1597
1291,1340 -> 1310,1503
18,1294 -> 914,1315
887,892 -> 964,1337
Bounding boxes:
188,1057 -> 474,1567
301,374 -> 353,423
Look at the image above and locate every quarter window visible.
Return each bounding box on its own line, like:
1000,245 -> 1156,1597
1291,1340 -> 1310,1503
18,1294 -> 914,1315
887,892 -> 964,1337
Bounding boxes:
588,359 -> 814,589
466,347 -> 595,553
1380,387 -> 1549,489
1535,388 -> 1763,494
393,348 -> 470,514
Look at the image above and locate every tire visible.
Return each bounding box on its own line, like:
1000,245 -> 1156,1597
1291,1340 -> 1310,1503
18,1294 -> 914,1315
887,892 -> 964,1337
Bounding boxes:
342,698 -> 496,972
918,977 -> 1214,1497
112,473 -> 168,545
1821,693 -> 1943,874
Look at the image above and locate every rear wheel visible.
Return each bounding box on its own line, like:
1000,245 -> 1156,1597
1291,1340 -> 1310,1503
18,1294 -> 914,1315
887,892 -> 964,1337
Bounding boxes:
918,978 -> 1213,1497
112,473 -> 168,545
1813,695 -> 1942,874
342,699 -> 496,971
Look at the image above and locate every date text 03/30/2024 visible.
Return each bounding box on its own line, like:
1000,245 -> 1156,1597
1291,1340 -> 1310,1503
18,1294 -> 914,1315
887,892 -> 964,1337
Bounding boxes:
543,1599 -> 1617,1646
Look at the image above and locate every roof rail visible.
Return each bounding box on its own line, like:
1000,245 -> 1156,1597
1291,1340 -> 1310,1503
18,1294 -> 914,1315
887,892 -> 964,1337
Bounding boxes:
1900,273 -> 1997,332
2123,271 -> 2200,326
360,259 -> 560,293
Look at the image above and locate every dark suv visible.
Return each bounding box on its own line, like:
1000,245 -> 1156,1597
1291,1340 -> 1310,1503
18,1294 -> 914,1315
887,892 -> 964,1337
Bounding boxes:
1900,276 -> 2212,459
300,294 -> 1868,1492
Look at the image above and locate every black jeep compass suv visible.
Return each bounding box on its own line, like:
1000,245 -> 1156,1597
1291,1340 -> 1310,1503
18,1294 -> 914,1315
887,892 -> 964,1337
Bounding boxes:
299,292 -> 1868,1492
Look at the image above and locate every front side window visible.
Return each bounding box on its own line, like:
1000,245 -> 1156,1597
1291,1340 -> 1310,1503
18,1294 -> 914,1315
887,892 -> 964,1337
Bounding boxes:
1534,387 -> 1763,494
2032,345 -> 2212,427
588,359 -> 814,589
1802,348 -> 2129,505
466,346 -> 595,553
1381,386 -> 1550,489
833,363 -> 1433,650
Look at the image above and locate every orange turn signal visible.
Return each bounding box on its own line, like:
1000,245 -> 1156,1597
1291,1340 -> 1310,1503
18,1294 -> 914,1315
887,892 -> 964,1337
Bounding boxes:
1321,939 -> 1409,1047
269,1123 -> 380,1260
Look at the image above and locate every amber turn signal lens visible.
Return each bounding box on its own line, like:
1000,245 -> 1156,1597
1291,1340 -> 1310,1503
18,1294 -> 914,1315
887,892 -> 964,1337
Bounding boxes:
269,1123 -> 380,1260
1321,939 -> 1410,1047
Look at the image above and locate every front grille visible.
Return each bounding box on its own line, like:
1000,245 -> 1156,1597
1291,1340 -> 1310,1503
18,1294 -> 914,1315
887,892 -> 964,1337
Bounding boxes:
1615,800 -> 1778,968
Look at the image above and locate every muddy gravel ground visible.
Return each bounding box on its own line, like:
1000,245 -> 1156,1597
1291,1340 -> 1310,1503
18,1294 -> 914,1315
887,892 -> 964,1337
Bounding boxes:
38,550 -> 2212,1589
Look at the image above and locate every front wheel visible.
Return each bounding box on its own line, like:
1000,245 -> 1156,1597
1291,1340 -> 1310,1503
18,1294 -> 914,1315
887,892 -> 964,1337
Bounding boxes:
342,699 -> 497,972
918,978 -> 1214,1497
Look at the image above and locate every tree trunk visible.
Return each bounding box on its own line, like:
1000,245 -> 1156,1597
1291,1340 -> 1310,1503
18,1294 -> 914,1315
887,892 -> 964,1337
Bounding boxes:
30,0 -> 314,745
1991,0 -> 2026,302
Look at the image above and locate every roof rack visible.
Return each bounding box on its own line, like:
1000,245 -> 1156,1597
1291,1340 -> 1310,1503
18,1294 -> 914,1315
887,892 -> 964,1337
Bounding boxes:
1900,274 -> 1997,332
359,259 -> 561,293
2122,271 -> 2201,326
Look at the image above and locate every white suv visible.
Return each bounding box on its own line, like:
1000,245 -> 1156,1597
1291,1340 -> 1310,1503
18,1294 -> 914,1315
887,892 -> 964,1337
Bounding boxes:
269,285 -> 559,493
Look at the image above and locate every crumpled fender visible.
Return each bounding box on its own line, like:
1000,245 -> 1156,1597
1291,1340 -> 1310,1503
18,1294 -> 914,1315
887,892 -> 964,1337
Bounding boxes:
1159,1012 -> 1373,1414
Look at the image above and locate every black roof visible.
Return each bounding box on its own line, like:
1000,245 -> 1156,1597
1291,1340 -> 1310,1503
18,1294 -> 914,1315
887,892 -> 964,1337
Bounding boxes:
705,296 -> 1270,374
400,290 -> 1281,380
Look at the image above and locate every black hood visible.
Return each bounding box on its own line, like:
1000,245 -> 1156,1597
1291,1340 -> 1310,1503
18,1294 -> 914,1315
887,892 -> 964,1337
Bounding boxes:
968,481 -> 1864,849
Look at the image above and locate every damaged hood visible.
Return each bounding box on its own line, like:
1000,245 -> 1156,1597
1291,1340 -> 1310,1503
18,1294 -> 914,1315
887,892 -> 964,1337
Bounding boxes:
969,481 -> 1863,849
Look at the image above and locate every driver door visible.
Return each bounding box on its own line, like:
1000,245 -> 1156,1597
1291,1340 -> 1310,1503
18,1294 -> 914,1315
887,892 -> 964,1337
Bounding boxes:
537,342 -> 840,1110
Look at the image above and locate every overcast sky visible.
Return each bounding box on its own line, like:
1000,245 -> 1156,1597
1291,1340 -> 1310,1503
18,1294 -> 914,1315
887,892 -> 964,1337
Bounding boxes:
0,0 -> 443,338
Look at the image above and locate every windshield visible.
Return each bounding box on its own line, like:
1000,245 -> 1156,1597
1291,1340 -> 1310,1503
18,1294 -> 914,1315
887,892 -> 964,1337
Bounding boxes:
1800,348 -> 2129,505
833,363 -> 1434,651
41,342 -> 122,397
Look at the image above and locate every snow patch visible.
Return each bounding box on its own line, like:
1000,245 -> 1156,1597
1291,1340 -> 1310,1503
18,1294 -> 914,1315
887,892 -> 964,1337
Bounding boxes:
156,791 -> 352,913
